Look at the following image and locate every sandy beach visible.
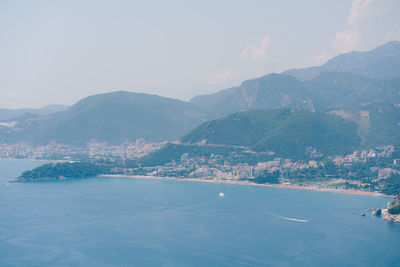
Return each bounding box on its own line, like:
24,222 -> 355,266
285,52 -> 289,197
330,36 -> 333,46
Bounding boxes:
98,174 -> 392,198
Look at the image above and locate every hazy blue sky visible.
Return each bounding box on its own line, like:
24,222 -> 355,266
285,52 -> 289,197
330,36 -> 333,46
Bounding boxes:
1,0 -> 400,108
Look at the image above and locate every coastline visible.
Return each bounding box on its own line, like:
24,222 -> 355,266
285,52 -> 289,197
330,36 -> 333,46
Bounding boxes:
98,174 -> 392,198
381,209 -> 400,223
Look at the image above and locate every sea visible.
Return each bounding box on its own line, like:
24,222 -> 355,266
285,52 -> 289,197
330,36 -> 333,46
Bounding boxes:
1,159 -> 400,266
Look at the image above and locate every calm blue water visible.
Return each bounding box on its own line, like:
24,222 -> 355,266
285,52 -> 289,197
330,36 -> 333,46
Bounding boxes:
1,160 -> 400,266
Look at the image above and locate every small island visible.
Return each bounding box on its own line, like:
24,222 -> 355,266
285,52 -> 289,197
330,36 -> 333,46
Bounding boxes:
16,162 -> 111,181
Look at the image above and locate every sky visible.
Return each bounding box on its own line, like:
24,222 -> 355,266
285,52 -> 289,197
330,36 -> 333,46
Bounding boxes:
1,0 -> 400,109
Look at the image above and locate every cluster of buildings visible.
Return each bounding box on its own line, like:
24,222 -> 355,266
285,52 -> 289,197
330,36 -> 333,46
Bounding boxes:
0,142 -> 84,159
0,139 -> 164,160
86,139 -> 164,160
124,145 -> 400,184
2,139 -> 399,185
333,145 -> 400,178
333,145 -> 395,166
141,153 -> 323,181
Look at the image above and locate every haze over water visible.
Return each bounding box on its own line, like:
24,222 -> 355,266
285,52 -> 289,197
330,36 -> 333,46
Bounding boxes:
1,160 -> 400,266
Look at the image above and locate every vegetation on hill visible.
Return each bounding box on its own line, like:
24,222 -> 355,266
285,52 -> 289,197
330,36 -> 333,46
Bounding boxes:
140,143 -> 245,166
381,174 -> 400,196
191,73 -> 314,118
42,91 -> 208,145
330,102 -> 400,148
388,204 -> 400,215
362,103 -> 400,147
18,162 -> 111,181
0,91 -> 208,146
181,108 -> 360,159
252,170 -> 280,184
305,72 -> 400,111
140,142 -> 274,167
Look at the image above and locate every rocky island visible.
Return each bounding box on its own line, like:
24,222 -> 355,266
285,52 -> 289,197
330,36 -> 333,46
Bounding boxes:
371,194 -> 400,223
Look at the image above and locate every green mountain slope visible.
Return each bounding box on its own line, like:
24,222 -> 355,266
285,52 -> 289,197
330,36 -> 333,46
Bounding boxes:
330,102 -> 400,147
191,73 -> 315,118
305,72 -> 400,110
0,91 -> 208,146
181,109 -> 361,159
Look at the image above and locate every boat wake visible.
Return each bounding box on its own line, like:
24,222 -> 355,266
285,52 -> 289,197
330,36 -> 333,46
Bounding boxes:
265,212 -> 308,223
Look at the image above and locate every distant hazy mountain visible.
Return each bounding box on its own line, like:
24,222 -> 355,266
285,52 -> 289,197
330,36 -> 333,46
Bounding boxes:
2,42 -> 400,149
0,91 -> 208,146
305,72 -> 400,110
0,105 -> 68,121
191,73 -> 315,118
283,41 -> 400,81
180,108 -> 360,159
190,42 -> 400,118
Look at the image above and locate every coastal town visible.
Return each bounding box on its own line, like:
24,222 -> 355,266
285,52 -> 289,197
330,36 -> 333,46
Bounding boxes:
4,139 -> 400,195
12,140 -> 400,223
143,145 -> 399,180
0,139 -> 164,161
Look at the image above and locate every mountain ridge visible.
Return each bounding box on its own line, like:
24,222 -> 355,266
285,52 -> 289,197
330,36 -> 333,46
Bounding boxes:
180,108 -> 361,159
0,105 -> 68,121
0,91 -> 208,146
191,73 -> 315,118
1,41 -> 400,149
283,41 -> 400,81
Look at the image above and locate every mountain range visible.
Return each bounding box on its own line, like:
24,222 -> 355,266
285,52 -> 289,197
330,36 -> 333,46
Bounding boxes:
305,72 -> 400,110
180,108 -> 361,159
283,41 -> 400,81
191,73 -> 315,117
191,41 -> 400,117
1,41 -> 400,159
0,105 -> 68,121
179,102 -> 400,160
0,92 -> 207,145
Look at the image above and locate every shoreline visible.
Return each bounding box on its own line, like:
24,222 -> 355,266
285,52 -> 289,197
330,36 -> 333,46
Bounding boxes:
98,174 -> 392,198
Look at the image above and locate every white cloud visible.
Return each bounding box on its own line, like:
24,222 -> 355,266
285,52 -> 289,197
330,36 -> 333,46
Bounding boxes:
330,0 -> 395,55
241,37 -> 271,60
347,0 -> 388,26
332,30 -> 360,53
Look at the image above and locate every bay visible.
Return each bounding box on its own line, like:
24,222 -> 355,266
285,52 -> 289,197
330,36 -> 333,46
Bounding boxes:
1,160 -> 399,266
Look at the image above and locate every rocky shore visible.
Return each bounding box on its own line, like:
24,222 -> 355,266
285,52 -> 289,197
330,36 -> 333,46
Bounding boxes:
370,194 -> 400,223
381,209 -> 400,223
370,208 -> 400,223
